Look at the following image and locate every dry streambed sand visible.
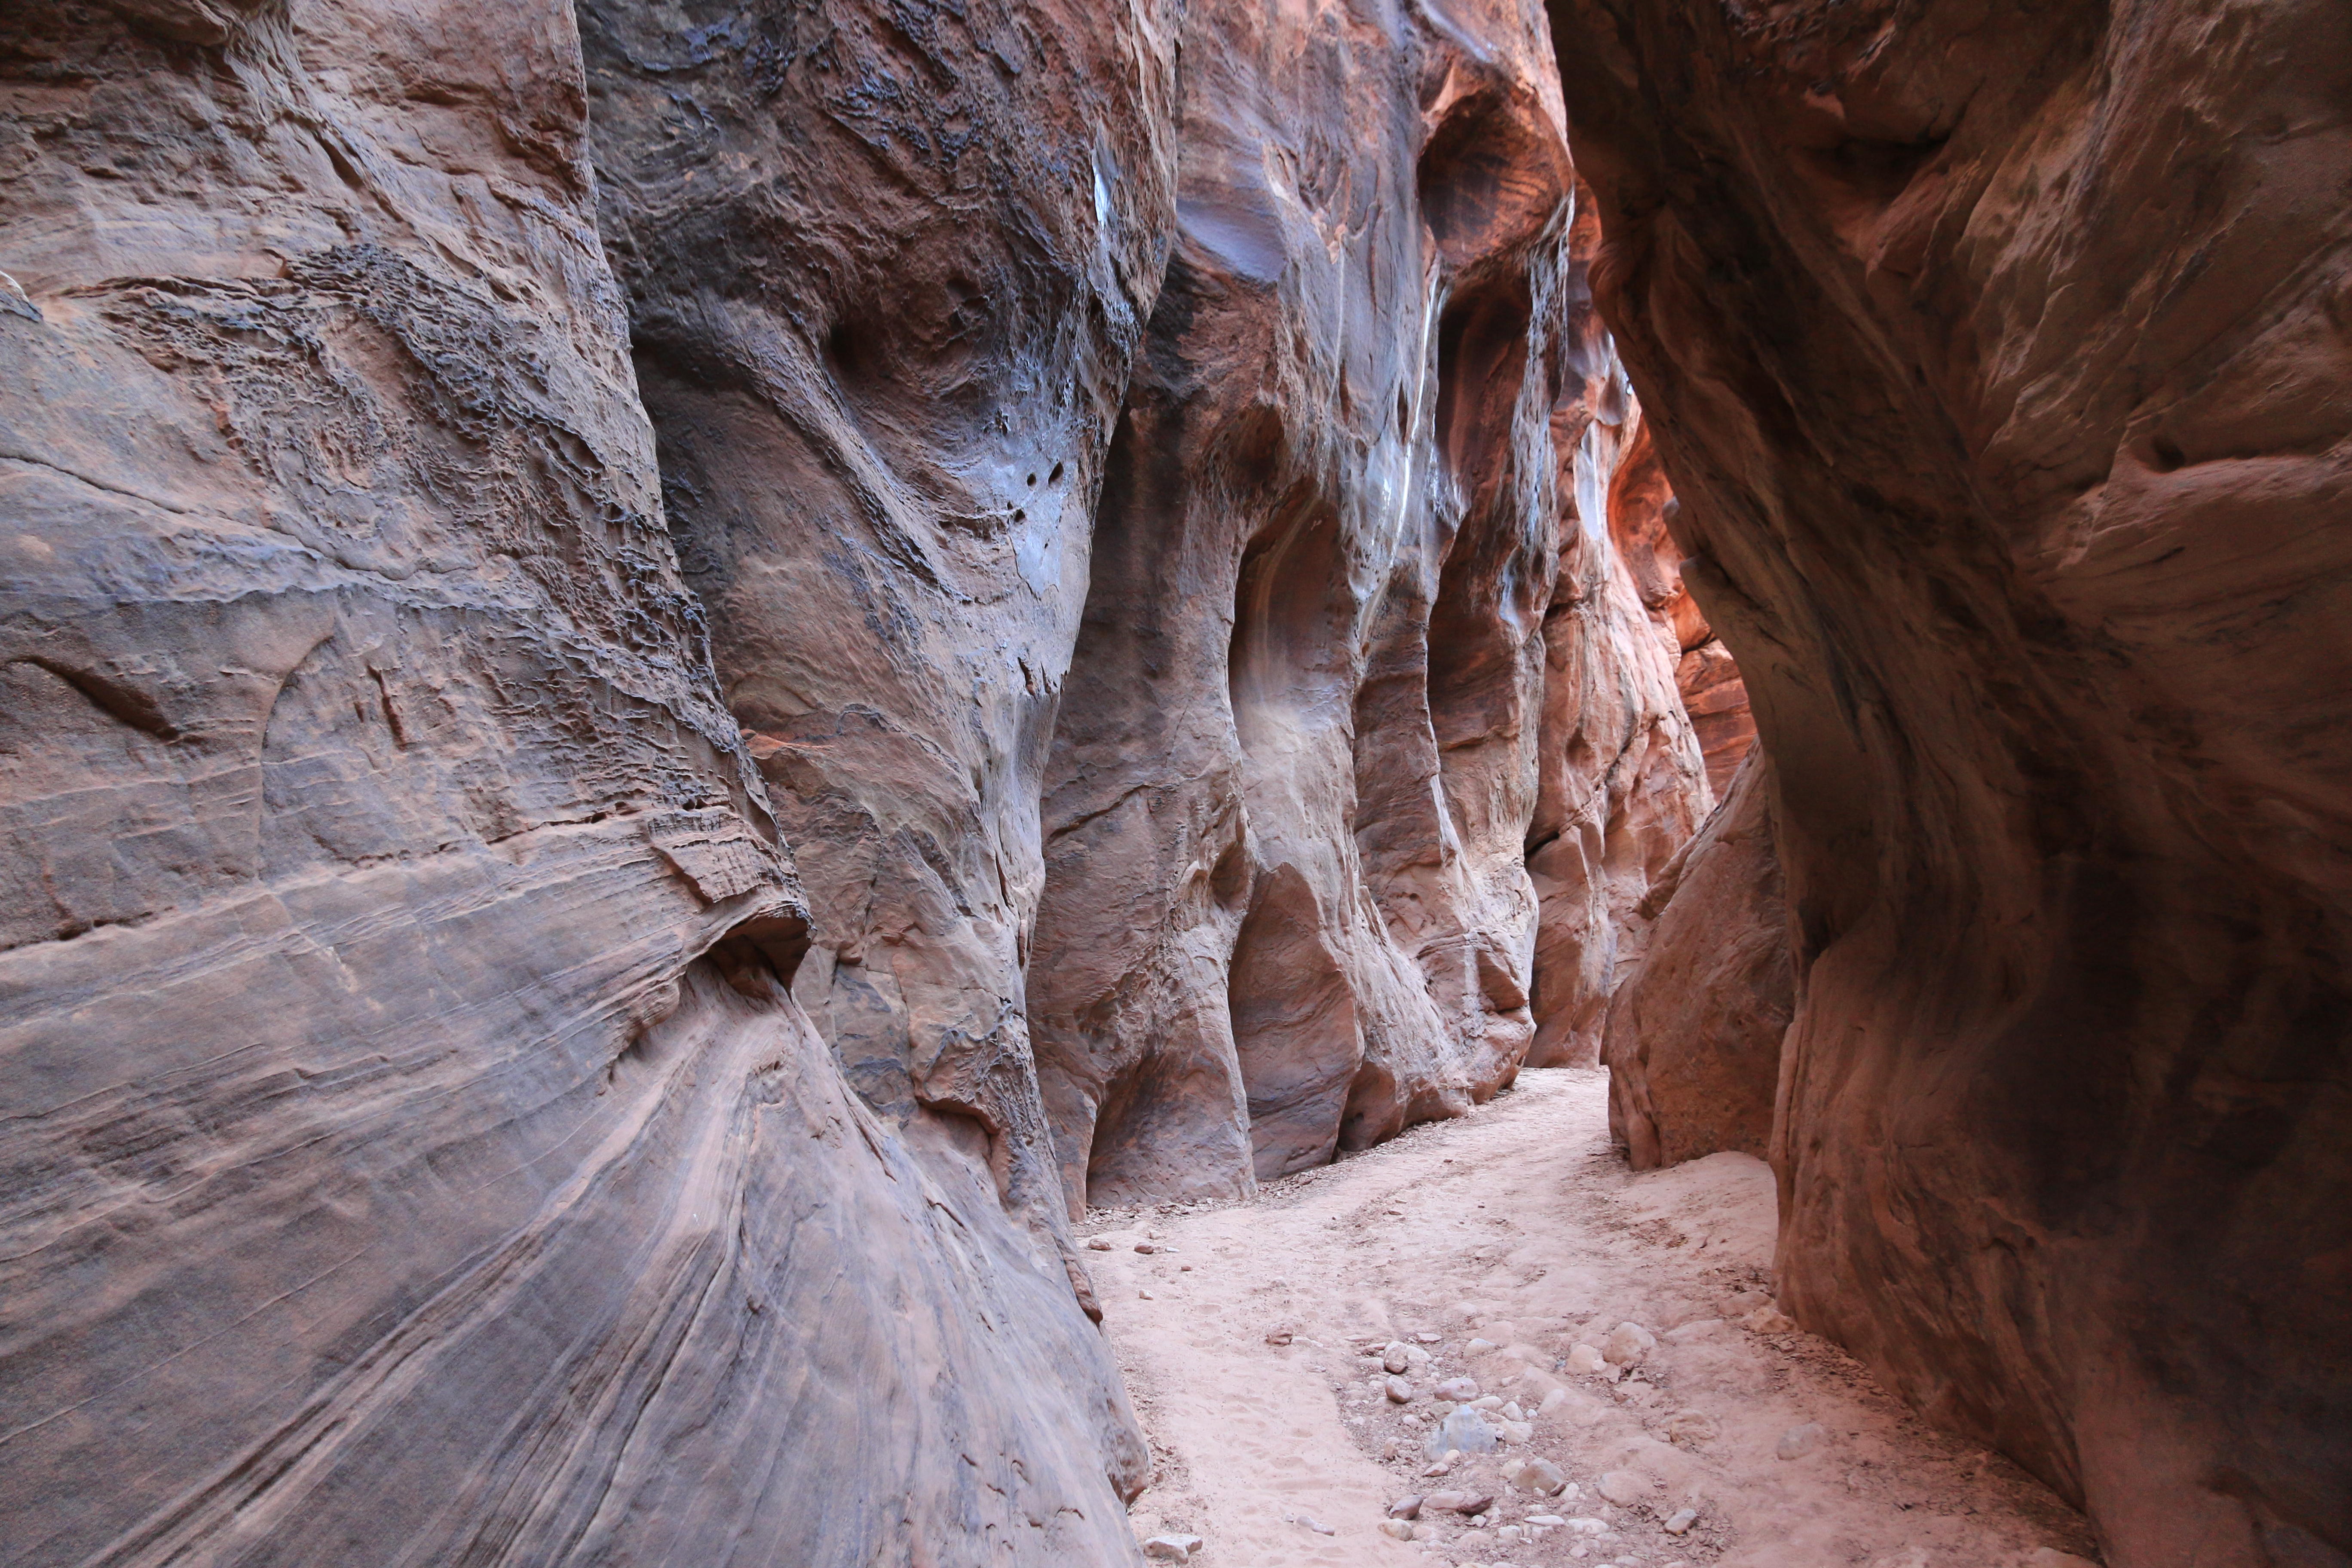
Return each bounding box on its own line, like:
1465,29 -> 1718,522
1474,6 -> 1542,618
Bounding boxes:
1082,1069 -> 2104,1568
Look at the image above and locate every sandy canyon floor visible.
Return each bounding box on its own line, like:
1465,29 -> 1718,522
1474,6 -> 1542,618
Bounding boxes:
1082,1069 -> 2105,1568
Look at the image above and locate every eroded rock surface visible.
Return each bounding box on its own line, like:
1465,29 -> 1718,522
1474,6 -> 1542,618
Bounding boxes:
1524,285 -> 1712,1069
580,0 -> 1184,1266
1603,749 -> 1792,1167
0,2 -> 1142,1561
1027,0 -> 1593,1210
1547,0 -> 2352,1556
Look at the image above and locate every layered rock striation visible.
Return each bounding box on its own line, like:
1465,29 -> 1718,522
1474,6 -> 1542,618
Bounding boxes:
0,1 -> 1146,1561
1547,0 -> 2352,1557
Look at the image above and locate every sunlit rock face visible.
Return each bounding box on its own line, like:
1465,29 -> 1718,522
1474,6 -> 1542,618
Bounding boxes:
1545,0 -> 2352,1557
1024,0 -> 1605,1210
0,0 -> 1147,1561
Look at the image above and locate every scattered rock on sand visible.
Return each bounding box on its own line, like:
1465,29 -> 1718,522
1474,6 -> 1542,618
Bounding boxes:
1565,1343 -> 1608,1374
1776,1422 -> 1828,1460
1664,1507 -> 1699,1534
1142,1534 -> 1202,1562
1385,1375 -> 1415,1403
1384,1341 -> 1413,1373
1744,1304 -> 1798,1334
1388,1495 -> 1424,1519
1597,1469 -> 1655,1505
1436,1376 -> 1480,1401
1087,1237 -> 1116,1251
1602,1323 -> 1657,1366
1300,1516 -> 1334,1535
1379,1519 -> 1414,1540
1134,1242 -> 1160,1254
1424,1488 -> 1495,1514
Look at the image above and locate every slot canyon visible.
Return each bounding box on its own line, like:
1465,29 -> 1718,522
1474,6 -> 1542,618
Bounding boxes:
0,0 -> 2341,1564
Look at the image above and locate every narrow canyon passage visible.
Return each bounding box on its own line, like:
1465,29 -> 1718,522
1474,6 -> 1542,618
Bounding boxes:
1087,1072 -> 2101,1568
0,0 -> 2342,1561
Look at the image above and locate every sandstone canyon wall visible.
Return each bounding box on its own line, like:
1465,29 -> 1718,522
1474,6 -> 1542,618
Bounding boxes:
1546,0 -> 2352,1559
576,0 -> 1185,1306
1026,0 -> 1666,1210
0,2 -> 1146,1562
1522,249 -> 1714,1070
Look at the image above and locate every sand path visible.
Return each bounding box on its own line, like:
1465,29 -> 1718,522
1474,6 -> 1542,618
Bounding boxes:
1081,1069 -> 2103,1568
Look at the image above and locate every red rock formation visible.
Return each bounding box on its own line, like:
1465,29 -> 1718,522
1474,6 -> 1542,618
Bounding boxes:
1026,0 -> 1592,1210
1675,638 -> 1756,796
0,0 -> 1145,1560
1603,750 -> 1792,1166
1522,202 -> 1712,1069
1547,0 -> 2352,1557
1605,422 -> 1757,795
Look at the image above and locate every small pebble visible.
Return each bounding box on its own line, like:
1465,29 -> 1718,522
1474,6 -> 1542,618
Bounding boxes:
1436,1377 -> 1479,1401
1379,1519 -> 1415,1540
1137,1289 -> 1153,1300
1663,1508 -> 1699,1535
1388,1495 -> 1424,1518
1384,1341 -> 1414,1374
1086,1237 -> 1115,1250
1601,1323 -> 1657,1367
1141,1534 -> 1200,1562
1302,1516 -> 1334,1535
1565,1343 -> 1608,1375
1511,1458 -> 1567,1495
1385,1375 -> 1415,1403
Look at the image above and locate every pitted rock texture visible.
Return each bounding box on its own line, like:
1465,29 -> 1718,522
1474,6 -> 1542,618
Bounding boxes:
1548,0 -> 2352,1558
1026,0 -> 1592,1211
0,3 -> 1142,1563
1603,748 -> 1792,1167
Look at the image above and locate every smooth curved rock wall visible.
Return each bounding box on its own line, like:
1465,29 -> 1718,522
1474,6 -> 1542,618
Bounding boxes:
1026,0 -> 1596,1211
0,1 -> 1145,1562
1602,748 -> 1792,1166
1546,0 -> 2352,1557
